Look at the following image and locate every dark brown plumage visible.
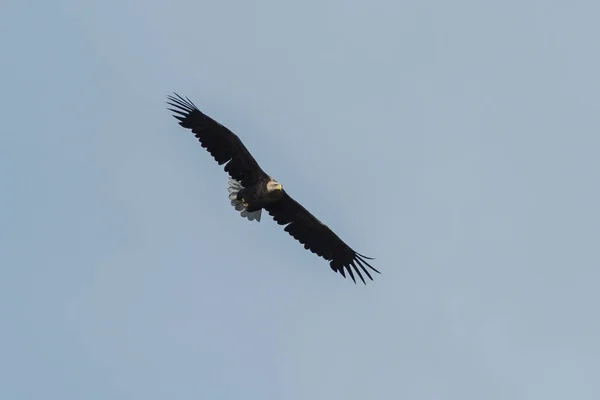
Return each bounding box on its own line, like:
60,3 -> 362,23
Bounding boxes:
166,93 -> 380,284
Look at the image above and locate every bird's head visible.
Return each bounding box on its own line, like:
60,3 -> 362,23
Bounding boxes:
267,179 -> 283,193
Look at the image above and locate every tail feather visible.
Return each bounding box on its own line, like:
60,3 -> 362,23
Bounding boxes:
227,179 -> 261,222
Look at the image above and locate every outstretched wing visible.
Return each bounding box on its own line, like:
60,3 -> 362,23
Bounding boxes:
265,191 -> 380,284
167,93 -> 269,186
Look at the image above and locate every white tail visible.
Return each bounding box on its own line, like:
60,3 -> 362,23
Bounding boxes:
227,179 -> 262,222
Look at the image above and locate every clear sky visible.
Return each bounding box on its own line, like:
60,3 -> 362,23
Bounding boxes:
1,0 -> 599,399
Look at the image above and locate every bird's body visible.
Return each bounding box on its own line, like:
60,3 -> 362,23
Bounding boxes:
237,176 -> 283,212
227,176 -> 282,221
166,93 -> 380,284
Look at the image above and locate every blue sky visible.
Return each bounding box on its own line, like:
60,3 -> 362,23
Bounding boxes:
1,0 -> 599,399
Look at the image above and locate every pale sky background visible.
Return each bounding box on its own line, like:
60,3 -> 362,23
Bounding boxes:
1,0 -> 599,399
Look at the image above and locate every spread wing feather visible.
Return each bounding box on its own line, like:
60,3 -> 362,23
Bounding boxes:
265,191 -> 380,284
166,93 -> 268,186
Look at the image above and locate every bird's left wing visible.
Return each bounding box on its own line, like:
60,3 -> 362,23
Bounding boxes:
265,191 -> 380,284
167,93 -> 269,187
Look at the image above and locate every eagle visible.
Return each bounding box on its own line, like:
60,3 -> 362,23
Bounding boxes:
166,93 -> 380,284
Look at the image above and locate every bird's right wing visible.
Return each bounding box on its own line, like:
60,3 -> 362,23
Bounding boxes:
265,191 -> 380,284
167,93 -> 269,186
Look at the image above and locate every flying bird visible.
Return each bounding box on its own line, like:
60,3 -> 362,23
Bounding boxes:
166,93 -> 380,284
